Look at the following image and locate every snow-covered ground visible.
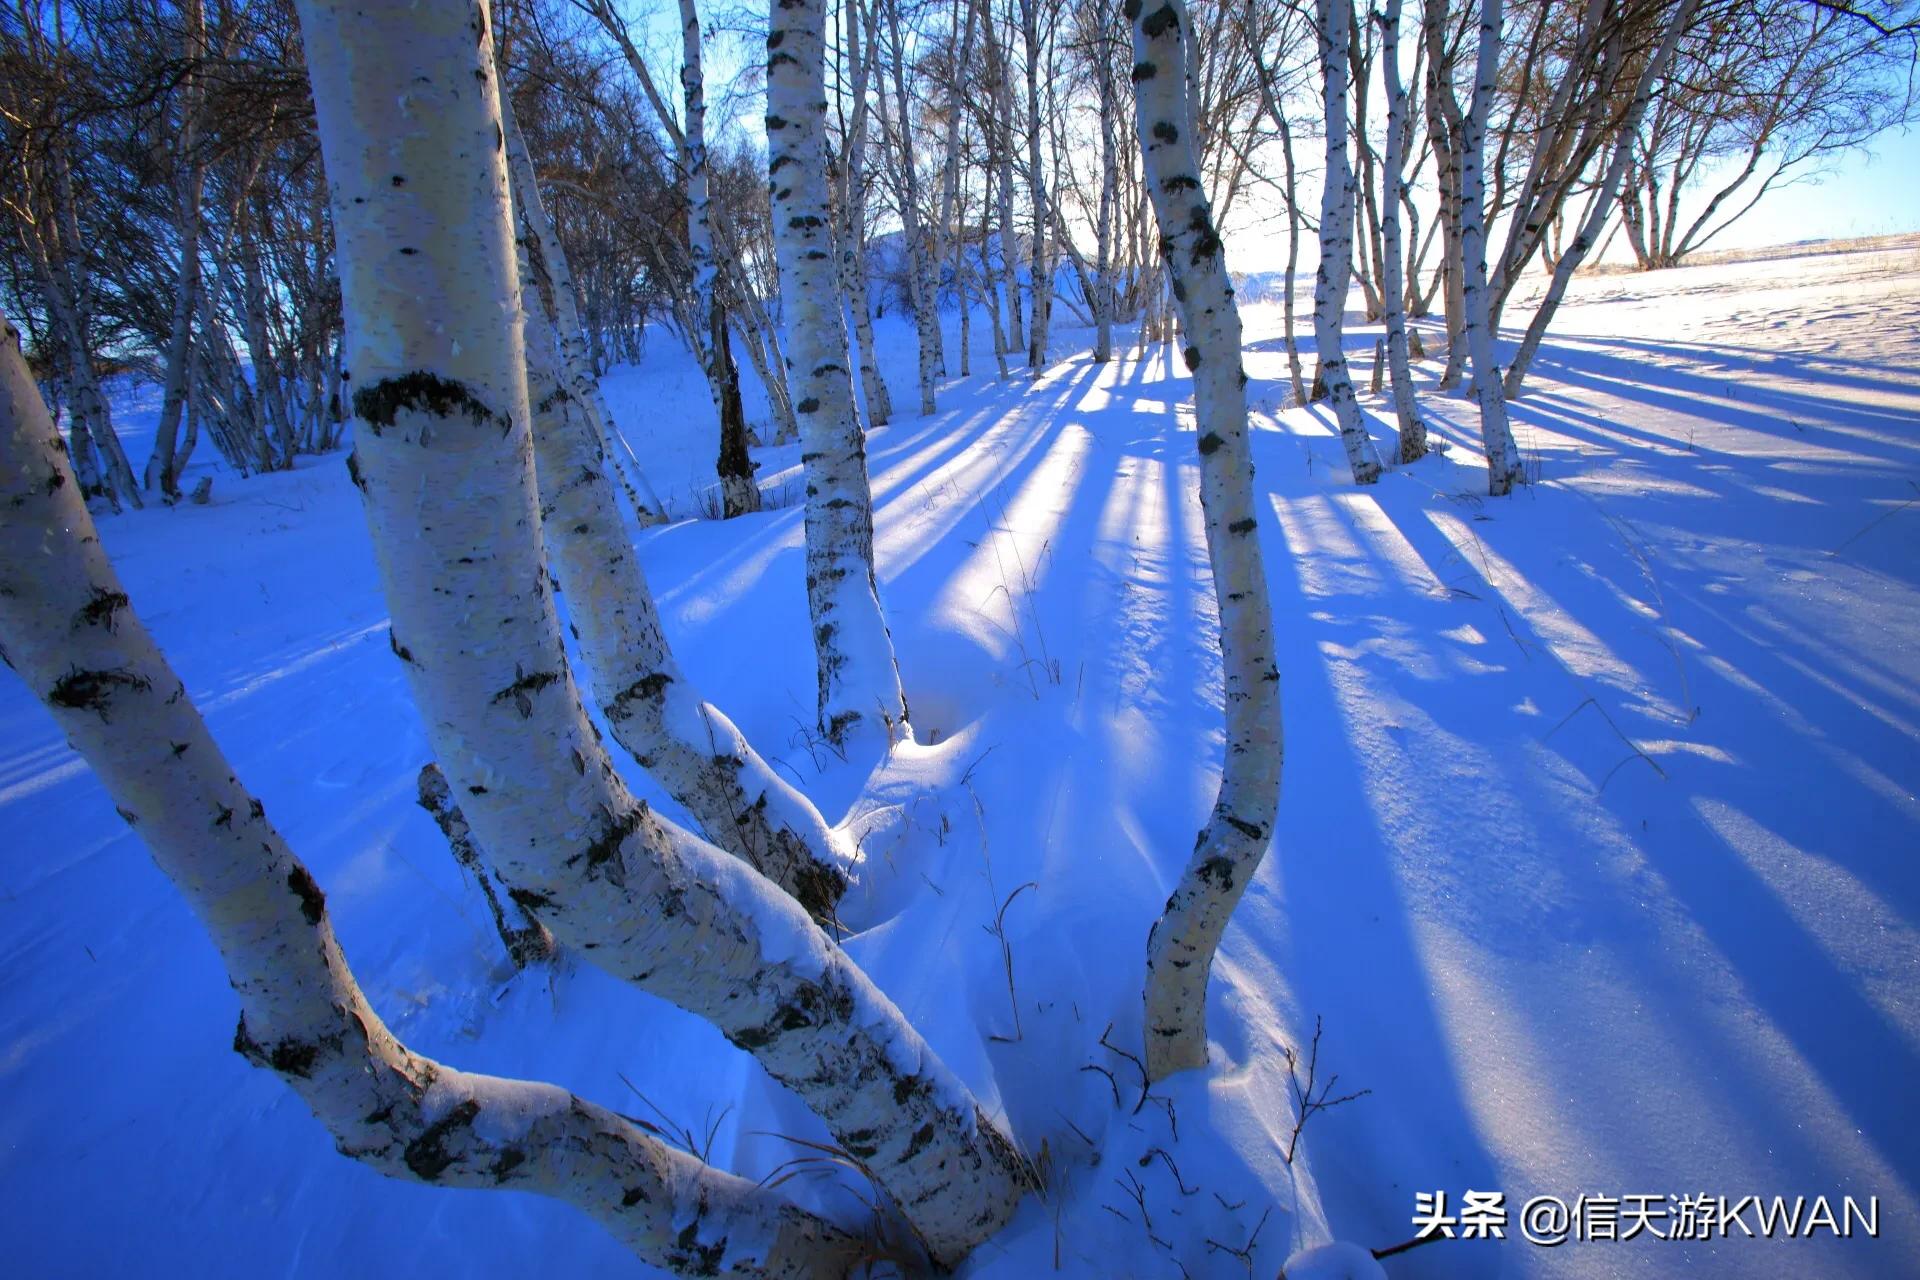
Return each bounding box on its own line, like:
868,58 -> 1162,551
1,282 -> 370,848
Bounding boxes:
3,238 -> 1917,1278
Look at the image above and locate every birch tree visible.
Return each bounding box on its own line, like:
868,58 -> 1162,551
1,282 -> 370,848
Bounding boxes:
1130,0 -> 1284,1082
297,0 -> 1024,1263
769,0 -> 911,743
500,97 -> 668,526
835,0 -> 894,426
1456,0 -> 1525,495
0,309 -> 867,1280
514,193 -> 851,920
680,0 -> 759,516
1375,0 -> 1427,463
1505,0 -> 1699,397
1313,0 -> 1384,485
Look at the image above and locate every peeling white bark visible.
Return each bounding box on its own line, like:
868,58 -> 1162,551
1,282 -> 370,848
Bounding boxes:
1130,0 -> 1284,1083
768,0 -> 909,743
1313,0 -> 1384,485
0,308 -> 862,1280
301,1 -> 1020,1261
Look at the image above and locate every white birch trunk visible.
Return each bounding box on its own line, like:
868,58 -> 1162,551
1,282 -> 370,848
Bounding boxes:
1423,0 -> 1470,390
679,0 -> 759,517
1130,0 -> 1284,1082
838,1 -> 893,426
933,0 -> 977,380
1313,0 -> 1384,484
0,310 -> 862,1280
1019,0 -> 1051,371
880,0 -> 942,415
769,0 -> 910,743
1504,0 -> 1697,399
514,212 -> 850,920
1375,0 -> 1427,462
499,101 -> 667,526
1093,37 -> 1117,364
1457,0 -> 1525,495
146,0 -> 205,499
300,0 -> 1022,1260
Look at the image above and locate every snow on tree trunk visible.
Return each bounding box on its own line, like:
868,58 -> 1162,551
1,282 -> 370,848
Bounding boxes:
303,7 -> 1024,1262
1457,0 -> 1525,496
1375,0 -> 1427,463
514,214 -> 849,920
1504,0 -> 1698,400
679,0 -> 759,518
769,0 -> 910,744
1313,0 -> 1384,485
499,99 -> 668,527
0,308 -> 863,1280
1130,0 -> 1284,1082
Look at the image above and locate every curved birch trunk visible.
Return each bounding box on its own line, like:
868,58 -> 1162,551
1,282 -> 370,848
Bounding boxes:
1375,0 -> 1426,462
514,212 -> 849,920
1457,0 -> 1524,495
0,310 -> 862,1280
768,0 -> 909,744
1504,0 -> 1698,400
1313,0 -> 1384,484
301,3 -> 1019,1262
1130,0 -> 1284,1083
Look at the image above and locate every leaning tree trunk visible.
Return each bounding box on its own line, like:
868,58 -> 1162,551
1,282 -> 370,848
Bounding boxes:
1376,0 -> 1427,462
769,0 -> 910,744
302,0 -> 1021,1262
679,0 -> 758,518
514,206 -> 849,921
1313,0 -> 1384,484
0,310 -> 862,1280
1505,0 -> 1698,399
1457,0 -> 1524,495
500,99 -> 667,526
1131,0 -> 1284,1083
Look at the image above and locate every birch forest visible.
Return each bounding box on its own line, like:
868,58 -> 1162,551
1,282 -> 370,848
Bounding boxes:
3,0 -> 1919,1276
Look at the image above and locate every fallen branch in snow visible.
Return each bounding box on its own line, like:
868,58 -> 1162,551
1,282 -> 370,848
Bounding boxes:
1546,696 -> 1669,791
1206,1203 -> 1273,1279
1283,1016 -> 1372,1165
1828,479 -> 1920,558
